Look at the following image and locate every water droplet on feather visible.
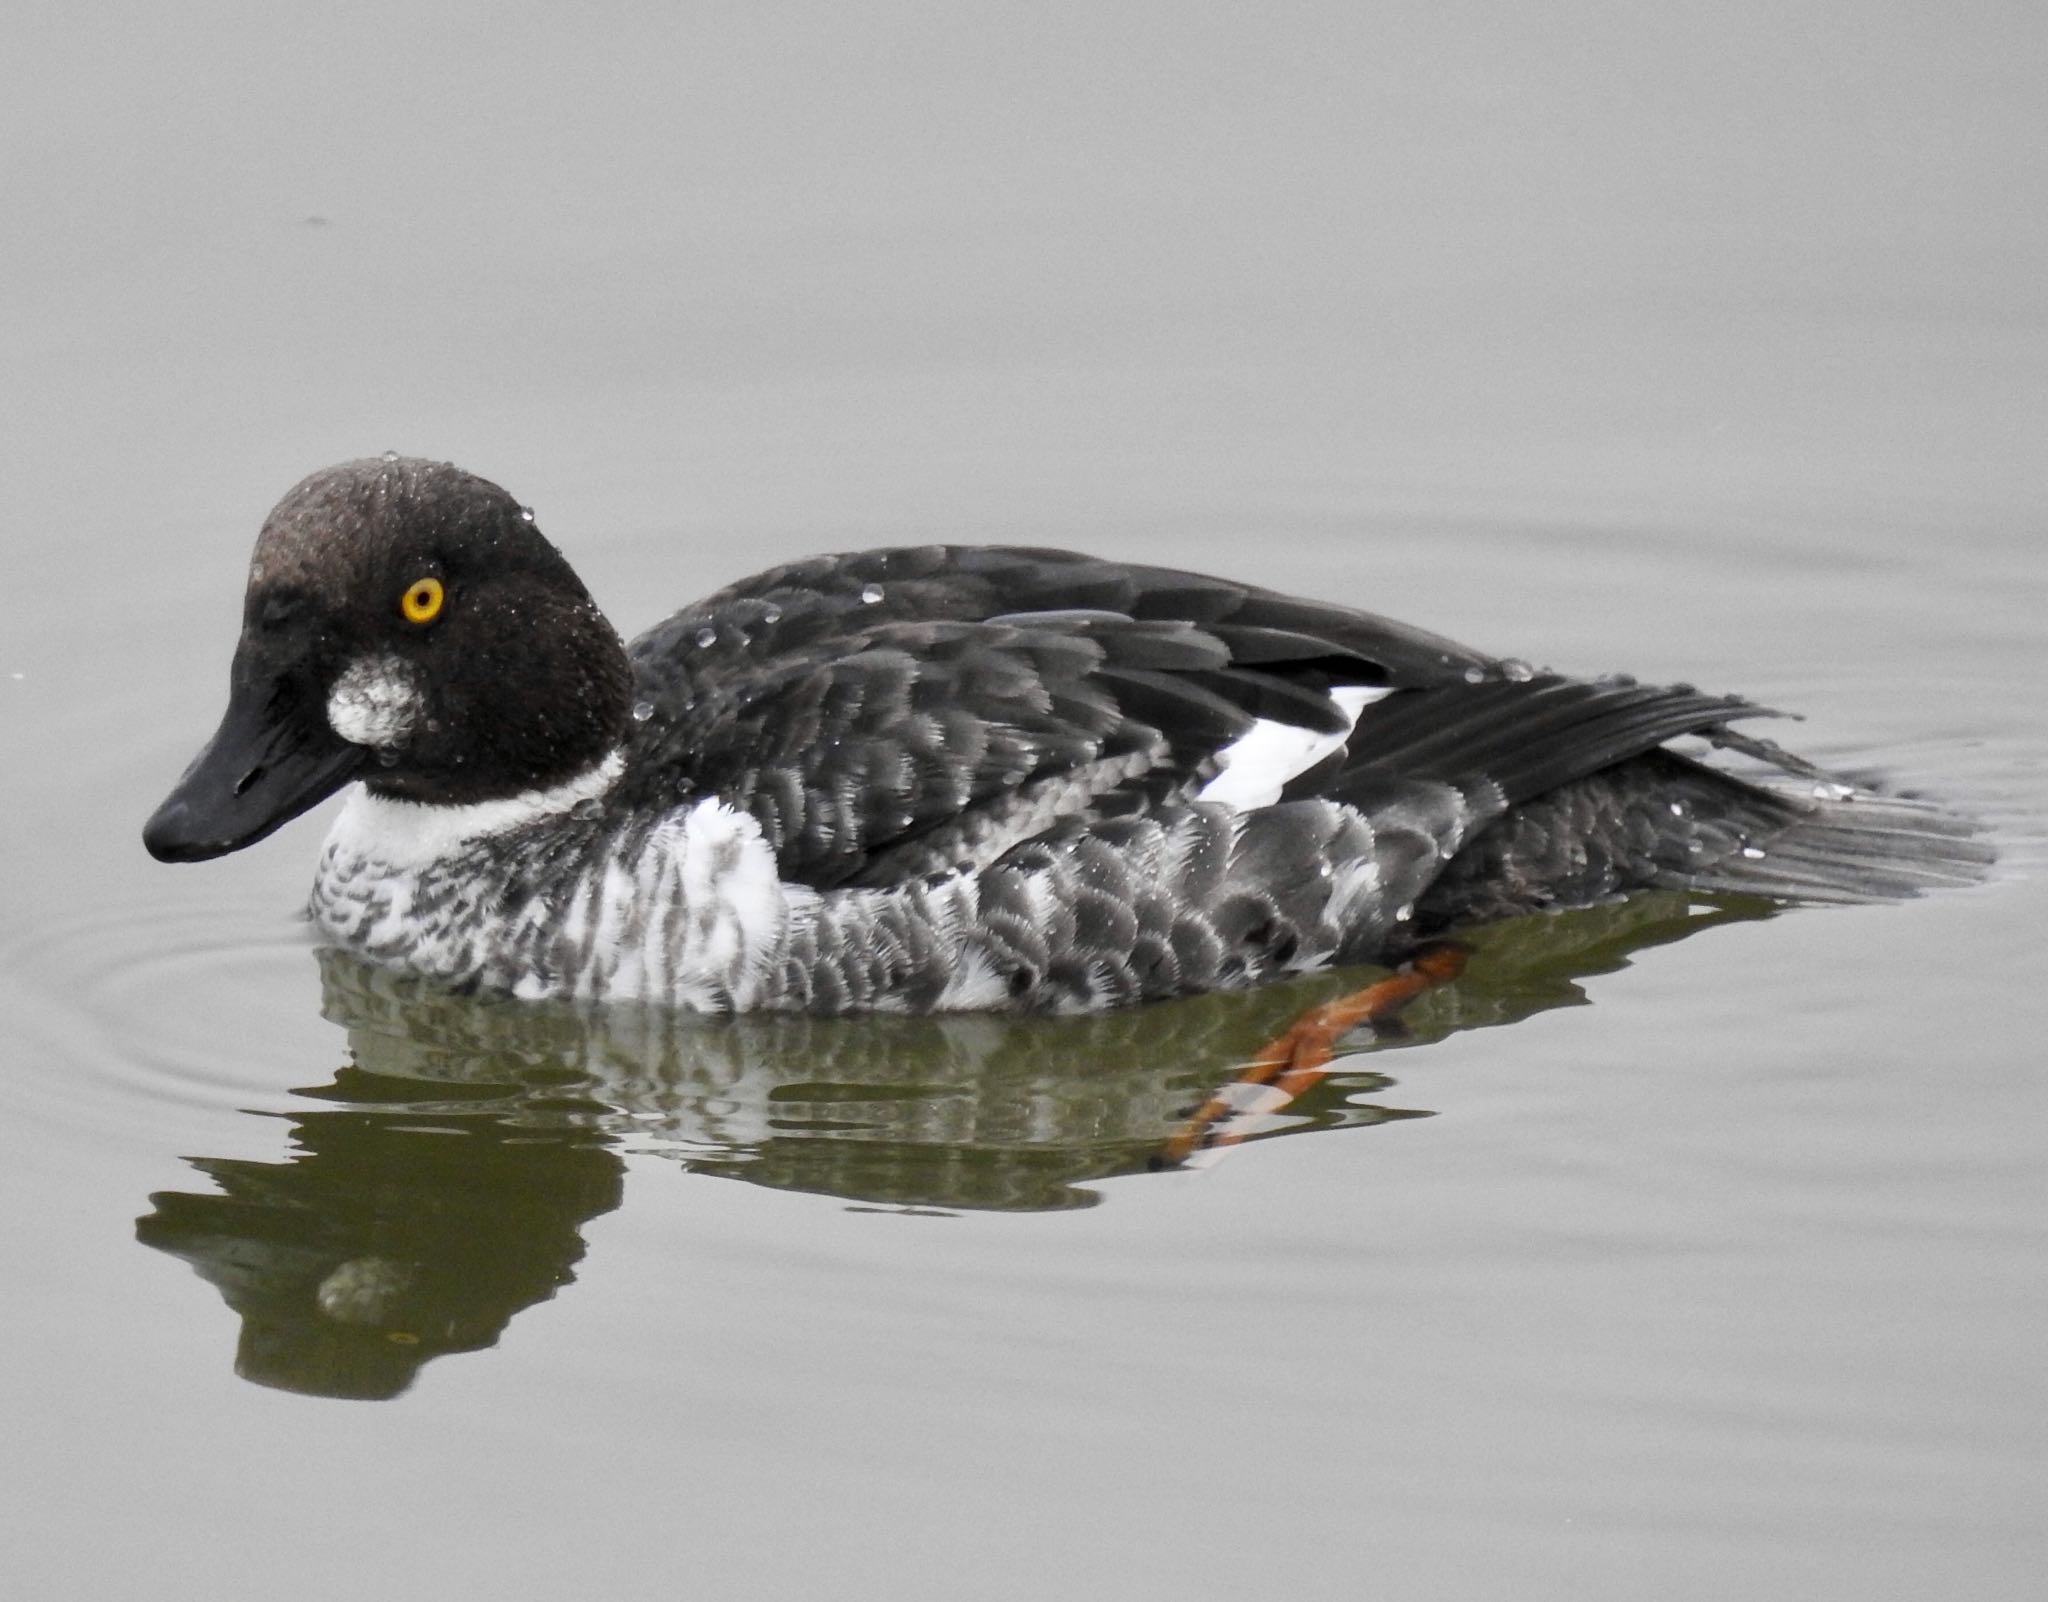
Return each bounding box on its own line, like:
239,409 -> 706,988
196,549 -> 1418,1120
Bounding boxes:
631,700 -> 655,722
860,583 -> 884,604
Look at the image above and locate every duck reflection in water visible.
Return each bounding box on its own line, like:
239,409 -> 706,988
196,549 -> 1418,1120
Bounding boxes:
137,890 -> 1771,1399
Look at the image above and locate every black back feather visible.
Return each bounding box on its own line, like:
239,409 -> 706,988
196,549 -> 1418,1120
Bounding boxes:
619,545 -> 1787,892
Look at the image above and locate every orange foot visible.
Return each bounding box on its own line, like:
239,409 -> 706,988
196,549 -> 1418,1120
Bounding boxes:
1154,942 -> 1469,1170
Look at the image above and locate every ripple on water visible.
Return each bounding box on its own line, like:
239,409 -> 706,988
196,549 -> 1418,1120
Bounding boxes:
1,890 -> 333,1150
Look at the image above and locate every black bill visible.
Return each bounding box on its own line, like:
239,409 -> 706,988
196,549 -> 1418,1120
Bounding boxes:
143,660 -> 367,863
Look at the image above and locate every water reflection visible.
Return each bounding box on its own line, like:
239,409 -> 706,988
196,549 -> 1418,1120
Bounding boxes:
137,890 -> 1771,1397
136,1086 -> 624,1400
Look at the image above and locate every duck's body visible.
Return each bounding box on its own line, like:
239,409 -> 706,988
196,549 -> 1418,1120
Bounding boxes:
145,458 -> 1989,1013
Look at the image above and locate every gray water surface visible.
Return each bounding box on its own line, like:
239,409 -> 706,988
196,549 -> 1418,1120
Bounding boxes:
4,6 -> 2044,1600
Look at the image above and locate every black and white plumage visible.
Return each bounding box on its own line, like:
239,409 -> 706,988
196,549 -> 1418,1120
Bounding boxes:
143,458 -> 1991,1013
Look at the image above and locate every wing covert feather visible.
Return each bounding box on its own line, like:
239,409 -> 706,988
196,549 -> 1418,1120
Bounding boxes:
612,544 -> 1764,891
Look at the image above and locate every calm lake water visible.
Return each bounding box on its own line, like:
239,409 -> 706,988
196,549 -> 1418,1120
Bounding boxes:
5,5 -> 2044,1599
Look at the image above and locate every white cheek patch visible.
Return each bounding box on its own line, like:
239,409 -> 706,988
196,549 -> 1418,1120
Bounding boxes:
1197,684 -> 1391,809
326,653 -> 425,748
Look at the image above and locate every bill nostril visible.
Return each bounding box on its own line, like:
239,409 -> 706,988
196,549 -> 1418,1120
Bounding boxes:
233,765 -> 267,797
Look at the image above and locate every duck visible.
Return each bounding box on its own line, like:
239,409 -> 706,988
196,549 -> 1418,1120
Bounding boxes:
142,456 -> 1990,1014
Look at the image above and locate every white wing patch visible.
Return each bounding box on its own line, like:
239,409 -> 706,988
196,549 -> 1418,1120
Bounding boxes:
1196,685 -> 1390,809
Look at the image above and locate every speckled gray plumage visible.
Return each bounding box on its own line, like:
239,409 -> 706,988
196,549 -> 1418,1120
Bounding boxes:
314,788 -> 1451,1014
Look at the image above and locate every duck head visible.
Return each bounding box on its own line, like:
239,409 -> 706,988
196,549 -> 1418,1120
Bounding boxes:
144,457 -> 633,862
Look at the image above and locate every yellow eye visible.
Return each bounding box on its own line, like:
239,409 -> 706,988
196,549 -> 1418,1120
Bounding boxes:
400,576 -> 444,625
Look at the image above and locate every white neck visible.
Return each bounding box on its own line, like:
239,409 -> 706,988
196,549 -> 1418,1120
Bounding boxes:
324,749 -> 626,867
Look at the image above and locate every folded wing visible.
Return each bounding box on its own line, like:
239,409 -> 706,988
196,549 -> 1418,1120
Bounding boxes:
620,544 -> 1767,891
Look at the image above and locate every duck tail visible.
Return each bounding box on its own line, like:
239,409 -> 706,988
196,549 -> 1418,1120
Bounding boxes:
1681,778 -> 1996,903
